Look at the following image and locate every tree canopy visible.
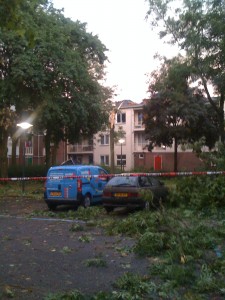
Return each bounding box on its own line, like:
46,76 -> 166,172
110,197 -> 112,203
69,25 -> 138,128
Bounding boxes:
146,0 -> 225,143
0,0 -> 112,175
144,56 -> 218,171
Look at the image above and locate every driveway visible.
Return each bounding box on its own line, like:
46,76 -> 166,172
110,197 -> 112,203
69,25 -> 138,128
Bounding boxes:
0,198 -> 149,299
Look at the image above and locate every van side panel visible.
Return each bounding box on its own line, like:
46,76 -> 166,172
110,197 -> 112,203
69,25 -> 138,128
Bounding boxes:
88,167 -> 108,203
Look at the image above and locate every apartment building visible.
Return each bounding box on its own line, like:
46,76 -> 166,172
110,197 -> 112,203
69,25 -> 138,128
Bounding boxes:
7,134 -> 67,167
9,99 -> 204,171
67,99 -> 204,172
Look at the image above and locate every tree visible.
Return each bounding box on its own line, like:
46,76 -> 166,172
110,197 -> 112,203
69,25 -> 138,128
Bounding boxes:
146,0 -> 225,143
31,12 -> 111,168
143,56 -> 218,171
0,1 -> 112,173
0,1 -> 47,177
0,108 -> 18,177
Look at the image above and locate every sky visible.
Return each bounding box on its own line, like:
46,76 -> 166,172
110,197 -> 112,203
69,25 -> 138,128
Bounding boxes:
52,0 -> 179,102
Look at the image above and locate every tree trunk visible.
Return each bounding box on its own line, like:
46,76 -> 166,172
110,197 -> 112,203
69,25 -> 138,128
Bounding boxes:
219,92 -> 225,143
11,137 -> 18,166
0,129 -> 9,178
174,137 -> 178,172
45,133 -> 51,170
110,126 -> 115,174
51,143 -> 58,166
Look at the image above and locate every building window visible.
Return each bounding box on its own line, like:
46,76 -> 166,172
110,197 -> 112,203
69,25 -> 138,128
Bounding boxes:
117,112 -> 126,123
88,155 -> 93,164
100,134 -> 109,145
100,155 -> 109,166
138,133 -> 145,145
138,112 -> 143,124
117,155 -> 126,166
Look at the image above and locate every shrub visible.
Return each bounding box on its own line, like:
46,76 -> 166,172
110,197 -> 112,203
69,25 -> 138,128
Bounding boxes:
104,210 -> 162,236
134,231 -> 166,256
168,175 -> 225,209
8,164 -> 47,177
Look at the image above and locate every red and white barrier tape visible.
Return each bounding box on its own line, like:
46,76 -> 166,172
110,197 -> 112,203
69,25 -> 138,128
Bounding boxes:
0,171 -> 225,182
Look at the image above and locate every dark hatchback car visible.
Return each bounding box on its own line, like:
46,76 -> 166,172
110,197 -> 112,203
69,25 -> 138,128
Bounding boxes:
102,175 -> 168,212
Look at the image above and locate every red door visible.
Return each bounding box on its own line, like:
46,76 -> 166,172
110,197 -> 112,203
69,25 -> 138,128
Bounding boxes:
154,155 -> 162,171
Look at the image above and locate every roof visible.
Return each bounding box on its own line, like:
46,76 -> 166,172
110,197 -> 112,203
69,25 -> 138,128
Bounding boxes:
115,99 -> 149,109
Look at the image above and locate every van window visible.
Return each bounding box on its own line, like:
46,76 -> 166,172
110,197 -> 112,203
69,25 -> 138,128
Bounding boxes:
98,169 -> 107,175
80,170 -> 90,175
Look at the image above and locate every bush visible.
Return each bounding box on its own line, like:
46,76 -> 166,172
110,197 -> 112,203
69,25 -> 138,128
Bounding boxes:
168,175 -> 225,209
8,164 -> 48,178
134,231 -> 166,256
104,210 -> 162,236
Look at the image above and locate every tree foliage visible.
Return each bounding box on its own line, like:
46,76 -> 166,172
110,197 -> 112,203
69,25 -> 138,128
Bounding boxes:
146,0 -> 225,142
143,56 -> 218,171
0,0 -> 48,40
0,0 -> 112,174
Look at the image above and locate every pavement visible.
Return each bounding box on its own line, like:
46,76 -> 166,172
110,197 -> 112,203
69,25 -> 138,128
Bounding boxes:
0,198 -> 149,299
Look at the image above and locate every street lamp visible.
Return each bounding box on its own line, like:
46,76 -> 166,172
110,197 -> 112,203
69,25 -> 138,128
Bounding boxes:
118,138 -> 125,171
17,122 -> 33,192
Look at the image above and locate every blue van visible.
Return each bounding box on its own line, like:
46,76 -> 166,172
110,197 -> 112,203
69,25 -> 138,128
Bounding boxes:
44,165 -> 108,210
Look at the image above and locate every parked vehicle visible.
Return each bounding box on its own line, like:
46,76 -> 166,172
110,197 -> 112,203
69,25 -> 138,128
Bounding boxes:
44,165 -> 108,210
102,174 -> 168,212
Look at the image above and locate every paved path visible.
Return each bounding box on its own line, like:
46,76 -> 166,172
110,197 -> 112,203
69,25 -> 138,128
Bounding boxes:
0,199 -> 149,299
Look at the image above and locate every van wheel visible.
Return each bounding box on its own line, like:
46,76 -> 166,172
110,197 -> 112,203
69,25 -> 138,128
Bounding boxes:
104,207 -> 114,213
47,203 -> 57,210
82,194 -> 91,208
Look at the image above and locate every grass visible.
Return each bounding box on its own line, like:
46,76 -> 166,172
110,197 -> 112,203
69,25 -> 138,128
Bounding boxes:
84,256 -> 107,268
1,179 -> 225,299
0,181 -> 44,199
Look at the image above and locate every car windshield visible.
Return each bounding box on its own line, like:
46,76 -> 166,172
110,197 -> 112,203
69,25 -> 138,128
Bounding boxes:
107,176 -> 137,187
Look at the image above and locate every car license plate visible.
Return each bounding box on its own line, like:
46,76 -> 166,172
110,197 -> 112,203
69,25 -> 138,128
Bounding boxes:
114,193 -> 128,197
50,191 -> 61,196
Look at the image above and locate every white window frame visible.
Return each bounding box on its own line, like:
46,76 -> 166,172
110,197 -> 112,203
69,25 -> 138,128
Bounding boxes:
117,112 -> 126,124
100,134 -> 109,145
138,112 -> 143,124
100,155 -> 109,166
116,154 -> 126,166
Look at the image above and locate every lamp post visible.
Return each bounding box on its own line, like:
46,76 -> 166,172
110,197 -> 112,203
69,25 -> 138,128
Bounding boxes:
118,138 -> 125,171
17,122 -> 33,192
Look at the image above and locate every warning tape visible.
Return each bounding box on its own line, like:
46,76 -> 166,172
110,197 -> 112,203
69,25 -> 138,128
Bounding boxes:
0,171 -> 225,182
0,176 -> 47,182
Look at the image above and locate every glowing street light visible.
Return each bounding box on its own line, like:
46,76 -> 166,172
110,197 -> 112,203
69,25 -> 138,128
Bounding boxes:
17,122 -> 33,130
17,122 -> 33,192
118,138 -> 125,171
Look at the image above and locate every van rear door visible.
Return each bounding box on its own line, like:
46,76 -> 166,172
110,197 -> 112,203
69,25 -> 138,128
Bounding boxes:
46,168 -> 77,200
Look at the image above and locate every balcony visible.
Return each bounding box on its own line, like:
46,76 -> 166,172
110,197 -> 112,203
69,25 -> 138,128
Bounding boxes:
68,144 -> 93,153
133,143 -> 148,152
133,122 -> 145,130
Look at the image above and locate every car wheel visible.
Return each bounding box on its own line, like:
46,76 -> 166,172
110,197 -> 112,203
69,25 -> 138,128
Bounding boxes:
104,206 -> 114,213
82,194 -> 91,208
47,203 -> 57,210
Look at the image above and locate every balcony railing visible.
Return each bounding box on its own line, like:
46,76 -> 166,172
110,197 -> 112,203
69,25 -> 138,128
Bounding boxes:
134,123 -> 145,130
134,143 -> 148,152
25,147 -> 33,155
68,144 -> 93,153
